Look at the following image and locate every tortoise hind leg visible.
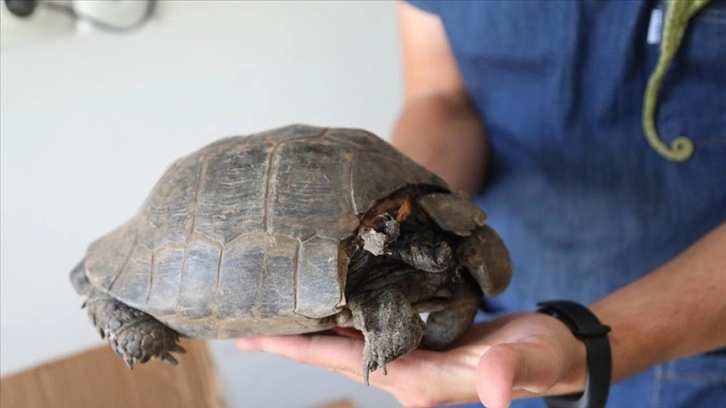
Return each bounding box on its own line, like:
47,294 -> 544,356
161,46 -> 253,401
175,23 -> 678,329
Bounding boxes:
70,260 -> 92,295
83,288 -> 186,367
71,262 -> 185,367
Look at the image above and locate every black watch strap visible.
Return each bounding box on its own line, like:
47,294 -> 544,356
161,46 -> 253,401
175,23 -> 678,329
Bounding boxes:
537,300 -> 612,408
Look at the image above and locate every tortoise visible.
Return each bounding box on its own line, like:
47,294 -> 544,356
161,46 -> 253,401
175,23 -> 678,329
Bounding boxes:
70,124 -> 512,383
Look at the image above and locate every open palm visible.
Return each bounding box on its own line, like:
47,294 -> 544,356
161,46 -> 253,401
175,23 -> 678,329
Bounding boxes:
237,312 -> 586,408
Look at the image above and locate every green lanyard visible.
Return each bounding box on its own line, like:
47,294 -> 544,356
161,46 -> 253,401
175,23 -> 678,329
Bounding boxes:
642,0 -> 712,162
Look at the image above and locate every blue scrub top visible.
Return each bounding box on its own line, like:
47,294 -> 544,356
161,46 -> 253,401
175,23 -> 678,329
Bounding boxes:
406,1 -> 726,406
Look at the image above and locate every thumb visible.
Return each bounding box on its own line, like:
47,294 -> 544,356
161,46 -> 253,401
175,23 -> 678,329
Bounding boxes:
474,341 -> 562,408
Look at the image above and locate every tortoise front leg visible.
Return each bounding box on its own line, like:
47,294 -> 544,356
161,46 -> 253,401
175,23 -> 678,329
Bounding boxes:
71,262 -> 185,367
347,286 -> 425,385
457,224 -> 513,297
420,279 -> 481,350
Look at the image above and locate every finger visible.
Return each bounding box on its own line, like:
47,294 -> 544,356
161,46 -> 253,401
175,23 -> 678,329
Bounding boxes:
475,344 -> 518,408
236,334 -> 420,386
475,341 -> 562,408
237,335 -> 446,393
237,334 -> 367,378
330,327 -> 364,339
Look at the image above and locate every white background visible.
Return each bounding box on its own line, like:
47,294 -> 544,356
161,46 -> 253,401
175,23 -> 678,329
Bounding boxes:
1,1 -> 403,406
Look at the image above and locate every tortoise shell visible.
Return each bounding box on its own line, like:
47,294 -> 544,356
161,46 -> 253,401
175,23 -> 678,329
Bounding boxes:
83,125 -> 448,338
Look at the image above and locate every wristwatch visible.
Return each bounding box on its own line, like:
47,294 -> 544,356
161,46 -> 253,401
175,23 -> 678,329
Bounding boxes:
537,300 -> 612,408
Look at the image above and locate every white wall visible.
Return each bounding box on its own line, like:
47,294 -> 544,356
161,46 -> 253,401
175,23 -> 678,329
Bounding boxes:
0,1 -> 402,406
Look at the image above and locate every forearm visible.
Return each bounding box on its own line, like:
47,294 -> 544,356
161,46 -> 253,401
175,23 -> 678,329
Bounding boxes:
391,94 -> 488,196
591,222 -> 726,383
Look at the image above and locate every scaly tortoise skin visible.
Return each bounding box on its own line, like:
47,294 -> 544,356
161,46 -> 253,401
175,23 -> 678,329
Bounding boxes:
71,124 -> 512,383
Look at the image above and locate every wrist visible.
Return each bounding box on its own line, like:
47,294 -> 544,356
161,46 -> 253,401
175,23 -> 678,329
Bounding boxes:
538,300 -> 613,408
559,328 -> 589,395
535,312 -> 588,396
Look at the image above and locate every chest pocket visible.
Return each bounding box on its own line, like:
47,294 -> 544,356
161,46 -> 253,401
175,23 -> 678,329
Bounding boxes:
439,2 -> 595,157
444,3 -> 570,65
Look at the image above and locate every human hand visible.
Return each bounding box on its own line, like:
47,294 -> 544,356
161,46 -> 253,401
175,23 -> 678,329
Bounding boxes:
236,312 -> 587,408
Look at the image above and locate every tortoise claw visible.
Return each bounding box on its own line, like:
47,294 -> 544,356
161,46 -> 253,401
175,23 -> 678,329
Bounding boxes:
362,365 -> 370,387
171,343 -> 187,354
160,351 -> 179,365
